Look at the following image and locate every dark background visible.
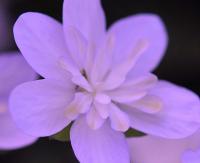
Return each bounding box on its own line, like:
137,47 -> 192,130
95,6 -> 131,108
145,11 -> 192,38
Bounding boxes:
0,0 -> 200,162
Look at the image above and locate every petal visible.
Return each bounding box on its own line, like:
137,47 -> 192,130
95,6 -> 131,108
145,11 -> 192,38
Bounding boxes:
182,149 -> 200,163
124,80 -> 200,138
70,117 -> 130,163
14,12 -> 75,80
102,40 -> 149,90
126,95 -> 163,114
0,53 -> 37,97
86,107 -> 105,130
65,92 -> 92,120
63,0 -> 106,44
108,90 -> 146,104
9,79 -> 75,137
90,33 -> 115,83
107,73 -> 157,103
94,93 -> 111,105
127,130 -> 200,163
0,109 -> 37,150
72,75 -> 93,92
64,27 -> 88,69
94,102 -> 109,119
109,103 -> 130,132
108,14 -> 168,75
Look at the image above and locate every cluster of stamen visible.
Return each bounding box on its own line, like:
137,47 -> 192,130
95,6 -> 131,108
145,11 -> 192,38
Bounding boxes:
58,28 -> 163,132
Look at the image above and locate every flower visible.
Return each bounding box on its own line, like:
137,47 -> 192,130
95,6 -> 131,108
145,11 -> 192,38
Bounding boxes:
128,130 -> 200,163
10,0 -> 200,162
0,53 -> 37,150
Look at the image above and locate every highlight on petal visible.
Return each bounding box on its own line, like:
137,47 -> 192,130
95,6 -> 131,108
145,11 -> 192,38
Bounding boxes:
124,80 -> 200,138
63,0 -> 106,44
108,14 -> 168,76
70,117 -> 130,163
9,79 -> 75,137
128,130 -> 200,163
0,53 -> 37,96
14,12 -> 74,80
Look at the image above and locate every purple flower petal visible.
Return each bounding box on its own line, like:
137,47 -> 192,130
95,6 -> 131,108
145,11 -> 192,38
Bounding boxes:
108,14 -> 168,76
9,79 -> 75,137
63,0 -> 106,44
64,27 -> 88,69
70,117 -> 130,163
182,148 -> 200,163
124,80 -> 200,138
13,12 -> 76,80
128,130 -> 200,163
0,53 -> 37,149
0,53 -> 37,97
0,103 -> 37,150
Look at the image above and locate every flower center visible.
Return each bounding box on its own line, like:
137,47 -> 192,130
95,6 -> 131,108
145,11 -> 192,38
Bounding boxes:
59,30 -> 162,132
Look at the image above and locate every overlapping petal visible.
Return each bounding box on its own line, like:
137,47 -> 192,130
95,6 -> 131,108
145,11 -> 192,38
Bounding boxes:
0,106 -> 37,150
9,79 -> 75,137
0,53 -> 38,150
0,53 -> 37,96
182,148 -> 200,163
63,0 -> 106,44
13,12 -> 75,80
70,117 -> 130,163
124,80 -> 200,138
127,130 -> 200,163
108,14 -> 168,76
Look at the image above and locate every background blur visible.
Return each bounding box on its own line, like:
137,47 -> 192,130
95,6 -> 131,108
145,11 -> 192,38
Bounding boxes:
0,0 -> 200,162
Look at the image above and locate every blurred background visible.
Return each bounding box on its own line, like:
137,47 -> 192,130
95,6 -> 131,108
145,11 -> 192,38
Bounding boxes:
0,0 -> 200,162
